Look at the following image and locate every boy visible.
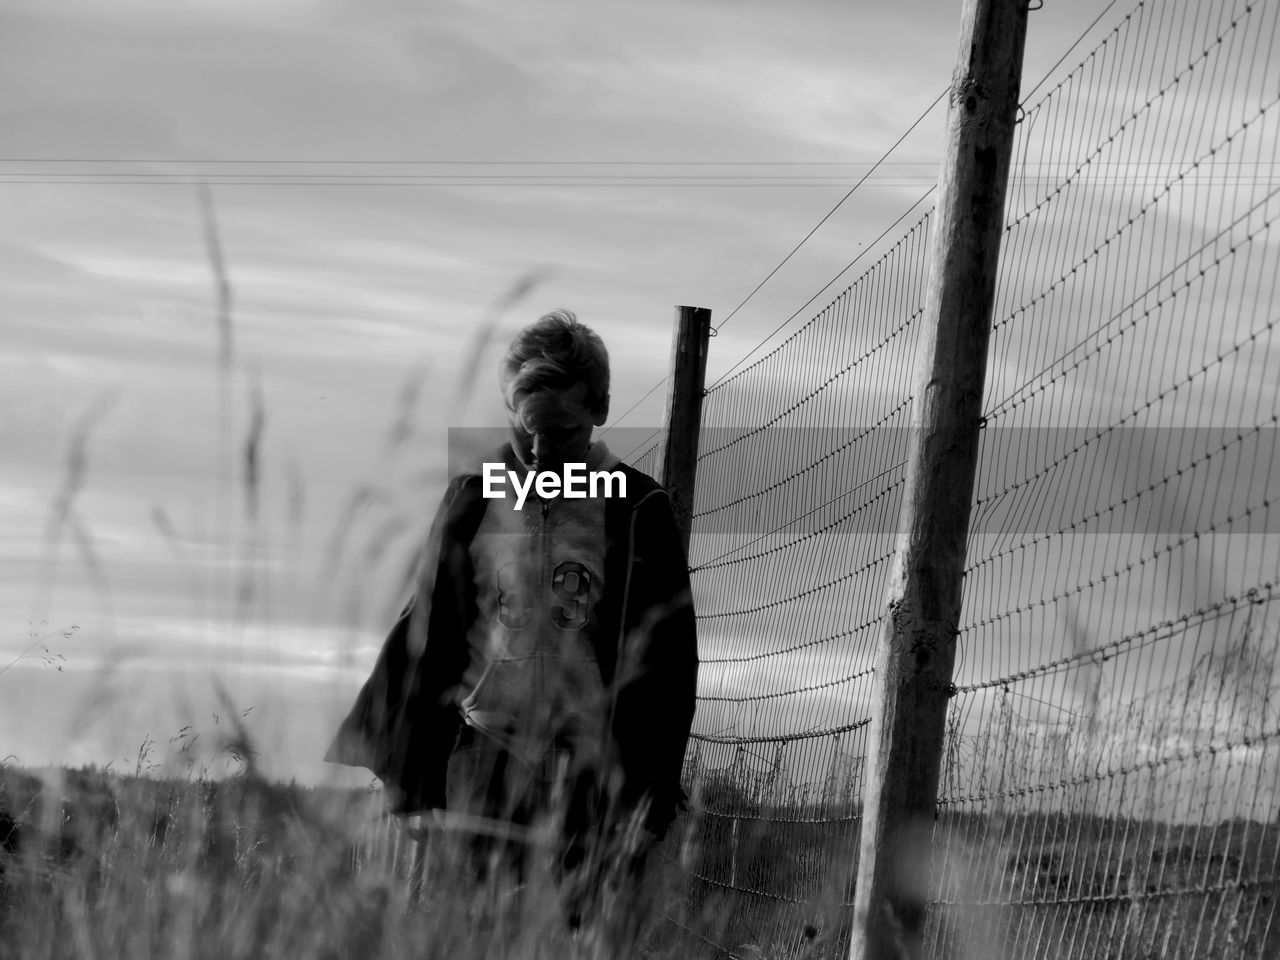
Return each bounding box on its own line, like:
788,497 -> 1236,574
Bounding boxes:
325,309 -> 698,922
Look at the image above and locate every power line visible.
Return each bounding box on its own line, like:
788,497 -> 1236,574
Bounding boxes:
1021,0 -> 1122,103
603,87 -> 948,428
4,157 -> 1269,169
709,87 -> 949,337
706,185 -> 936,390
0,158 -> 941,166
696,0 -> 1134,394
599,379 -> 667,436
0,178 -> 934,187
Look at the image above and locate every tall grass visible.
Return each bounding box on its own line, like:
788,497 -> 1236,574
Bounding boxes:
8,188 -> 1276,960
1,189 -> 712,958
0,759 -> 694,960
0,768 -> 462,956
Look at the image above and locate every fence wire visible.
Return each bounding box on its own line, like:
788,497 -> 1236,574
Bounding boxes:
669,176 -> 933,960
927,0 -> 1280,957
342,3 -> 1279,957
669,1 -> 1280,958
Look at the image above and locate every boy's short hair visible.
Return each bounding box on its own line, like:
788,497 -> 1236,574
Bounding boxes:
500,309 -> 610,413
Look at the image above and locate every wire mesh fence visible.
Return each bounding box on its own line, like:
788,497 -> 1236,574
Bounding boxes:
928,0 -> 1280,956
667,198 -> 933,957
668,0 -> 1280,957
342,2 -> 1279,957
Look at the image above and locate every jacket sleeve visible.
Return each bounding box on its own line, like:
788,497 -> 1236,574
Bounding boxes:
612,488 -> 699,836
323,476 -> 480,813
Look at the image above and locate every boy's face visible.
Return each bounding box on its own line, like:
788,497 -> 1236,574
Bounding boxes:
507,383 -> 607,473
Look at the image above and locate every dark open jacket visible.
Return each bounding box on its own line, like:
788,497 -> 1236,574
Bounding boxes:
324,458 -> 698,835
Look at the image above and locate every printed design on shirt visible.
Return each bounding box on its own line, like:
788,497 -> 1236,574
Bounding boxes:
493,561 -> 534,630
550,560 -> 592,629
492,559 -> 593,631
462,489 -> 609,744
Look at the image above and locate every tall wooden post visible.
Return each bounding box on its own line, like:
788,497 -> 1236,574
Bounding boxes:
849,2 -> 1028,958
656,306 -> 712,555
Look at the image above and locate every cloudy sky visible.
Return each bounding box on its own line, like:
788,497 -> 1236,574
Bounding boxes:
1,0 -> 1172,785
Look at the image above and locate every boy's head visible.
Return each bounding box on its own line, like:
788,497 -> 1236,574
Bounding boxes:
500,310 -> 610,471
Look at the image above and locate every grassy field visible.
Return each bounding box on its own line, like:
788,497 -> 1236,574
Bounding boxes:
4,761 -> 1275,960
6,233 -> 1274,956
925,811 -> 1280,960
0,762 -> 673,960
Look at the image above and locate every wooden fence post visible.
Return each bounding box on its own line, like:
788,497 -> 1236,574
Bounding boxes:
849,2 -> 1029,958
655,306 -> 713,554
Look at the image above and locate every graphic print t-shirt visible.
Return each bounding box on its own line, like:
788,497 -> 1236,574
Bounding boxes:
460,447 -> 614,764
